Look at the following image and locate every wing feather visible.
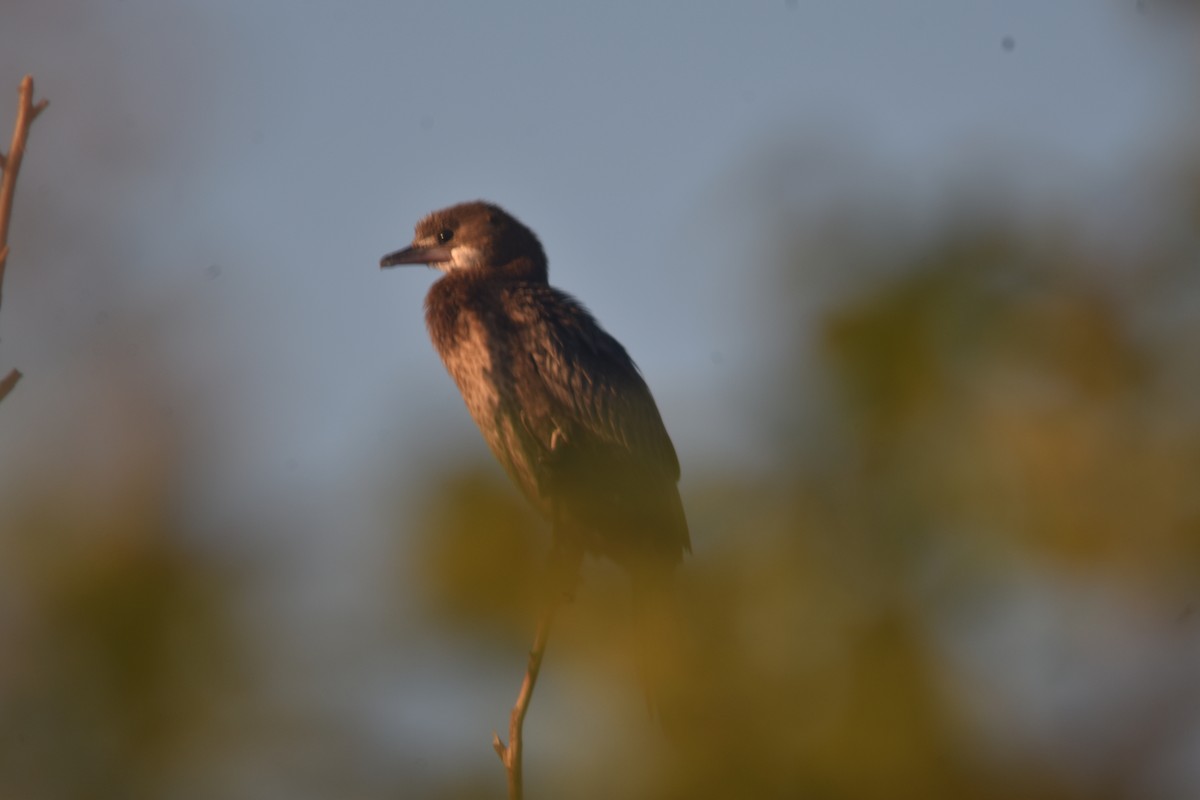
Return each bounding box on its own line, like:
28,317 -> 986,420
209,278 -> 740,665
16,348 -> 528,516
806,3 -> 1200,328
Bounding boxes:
506,284 -> 680,481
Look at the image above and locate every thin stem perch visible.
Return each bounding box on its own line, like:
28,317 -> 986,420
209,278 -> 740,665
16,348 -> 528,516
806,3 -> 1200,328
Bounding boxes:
492,598 -> 562,800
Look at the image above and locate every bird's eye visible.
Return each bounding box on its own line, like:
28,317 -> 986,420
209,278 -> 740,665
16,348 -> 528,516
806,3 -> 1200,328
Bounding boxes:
437,229 -> 454,243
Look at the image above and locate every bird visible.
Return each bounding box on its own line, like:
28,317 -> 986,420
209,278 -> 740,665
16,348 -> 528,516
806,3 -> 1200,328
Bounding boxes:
381,201 -> 689,704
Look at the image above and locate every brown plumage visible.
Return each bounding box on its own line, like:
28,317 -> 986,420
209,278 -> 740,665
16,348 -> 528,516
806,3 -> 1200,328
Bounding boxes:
381,202 -> 690,577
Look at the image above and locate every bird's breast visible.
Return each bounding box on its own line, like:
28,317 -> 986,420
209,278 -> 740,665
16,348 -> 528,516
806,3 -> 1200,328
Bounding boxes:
429,308 -> 503,423
428,304 -> 550,510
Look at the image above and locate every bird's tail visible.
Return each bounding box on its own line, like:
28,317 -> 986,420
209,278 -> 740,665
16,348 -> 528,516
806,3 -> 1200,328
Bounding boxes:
630,562 -> 687,735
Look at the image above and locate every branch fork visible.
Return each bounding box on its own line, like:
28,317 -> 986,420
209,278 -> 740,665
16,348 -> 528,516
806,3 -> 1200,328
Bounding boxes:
492,599 -> 562,800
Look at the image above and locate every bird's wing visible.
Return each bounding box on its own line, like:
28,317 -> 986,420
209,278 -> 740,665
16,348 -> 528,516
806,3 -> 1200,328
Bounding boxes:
508,285 -> 681,482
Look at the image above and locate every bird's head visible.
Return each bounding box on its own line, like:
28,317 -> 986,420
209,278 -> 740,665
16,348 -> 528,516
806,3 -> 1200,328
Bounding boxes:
380,201 -> 548,282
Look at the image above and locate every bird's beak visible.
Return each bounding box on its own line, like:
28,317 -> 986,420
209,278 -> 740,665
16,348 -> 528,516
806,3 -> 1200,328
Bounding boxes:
380,245 -> 453,268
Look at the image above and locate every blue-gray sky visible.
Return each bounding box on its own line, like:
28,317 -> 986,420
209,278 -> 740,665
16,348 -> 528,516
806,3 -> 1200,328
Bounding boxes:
0,0 -> 1187,481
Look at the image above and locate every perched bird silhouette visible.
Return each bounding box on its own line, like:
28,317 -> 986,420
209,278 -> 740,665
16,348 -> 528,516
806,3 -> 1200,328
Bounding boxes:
381,201 -> 689,704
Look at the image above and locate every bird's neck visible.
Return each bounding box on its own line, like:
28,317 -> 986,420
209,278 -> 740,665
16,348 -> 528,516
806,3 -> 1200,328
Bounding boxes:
424,270 -> 501,351
498,255 -> 548,283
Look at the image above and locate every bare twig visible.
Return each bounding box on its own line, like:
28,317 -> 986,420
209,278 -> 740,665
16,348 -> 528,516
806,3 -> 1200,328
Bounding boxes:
492,597 -> 563,800
0,75 -> 47,309
0,368 -> 21,404
0,74 -> 48,405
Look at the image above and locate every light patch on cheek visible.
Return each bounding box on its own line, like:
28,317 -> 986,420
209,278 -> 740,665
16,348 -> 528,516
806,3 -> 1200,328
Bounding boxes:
445,245 -> 485,272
